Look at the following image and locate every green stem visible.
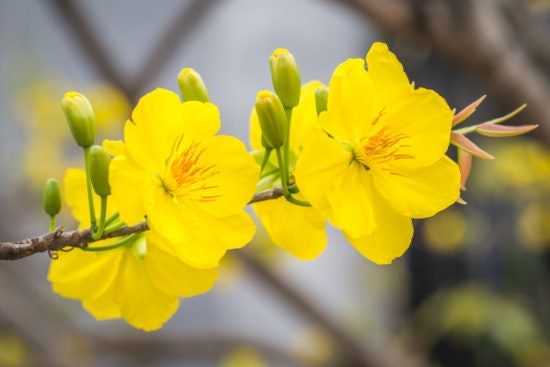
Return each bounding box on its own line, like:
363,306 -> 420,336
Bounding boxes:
275,147 -> 290,197
283,107 -> 293,186
92,196 -> 107,240
104,212 -> 120,227
83,146 -> 97,230
49,216 -> 56,232
103,220 -> 125,235
82,233 -> 140,252
260,148 -> 272,174
274,147 -> 311,206
285,195 -> 312,207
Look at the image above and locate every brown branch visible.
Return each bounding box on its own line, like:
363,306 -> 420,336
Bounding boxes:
0,222 -> 149,261
248,186 -> 284,204
0,188 -> 284,261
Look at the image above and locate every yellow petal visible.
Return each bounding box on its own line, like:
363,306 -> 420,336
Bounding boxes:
109,155 -> 147,225
321,58 -> 378,142
376,87 -> 453,169
294,127 -> 350,214
373,156 -> 461,218
289,81 -> 325,154
344,187 -> 413,264
180,100 -> 221,138
48,248 -> 123,300
345,216 -> 413,265
114,251 -> 180,332
190,135 -> 259,217
64,168 -> 93,227
146,232 -> 218,296
253,196 -> 327,260
125,89 -> 184,171
147,188 -> 254,268
103,139 -> 127,157
365,42 -> 411,99
249,109 -> 263,150
325,163 -> 376,238
82,291 -> 120,320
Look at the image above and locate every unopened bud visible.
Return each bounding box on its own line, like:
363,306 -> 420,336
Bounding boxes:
43,178 -> 62,217
177,68 -> 210,102
269,49 -> 301,108
61,92 -> 96,148
255,91 -> 286,149
89,145 -> 111,197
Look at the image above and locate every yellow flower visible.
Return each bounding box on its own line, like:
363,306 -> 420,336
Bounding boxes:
105,88 -> 259,269
250,82 -> 327,260
294,43 -> 460,264
48,169 -> 217,331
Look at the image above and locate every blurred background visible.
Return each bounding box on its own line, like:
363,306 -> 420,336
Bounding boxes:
1,0 -> 550,366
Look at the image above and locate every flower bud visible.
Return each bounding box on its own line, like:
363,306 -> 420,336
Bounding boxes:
43,178 -> 61,217
269,48 -> 301,108
89,145 -> 111,197
61,92 -> 96,148
255,91 -> 286,149
315,87 -> 329,115
177,68 -> 210,102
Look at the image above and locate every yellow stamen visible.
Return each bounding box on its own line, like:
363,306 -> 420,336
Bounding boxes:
163,134 -> 221,203
354,125 -> 414,172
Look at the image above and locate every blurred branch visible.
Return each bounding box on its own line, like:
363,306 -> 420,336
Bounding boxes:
235,251 -> 426,367
45,0 -> 136,101
93,331 -> 314,366
336,0 -> 550,143
46,0 -> 220,103
234,251 -> 374,366
0,266 -> 82,367
0,188 -> 283,260
130,0 -> 221,94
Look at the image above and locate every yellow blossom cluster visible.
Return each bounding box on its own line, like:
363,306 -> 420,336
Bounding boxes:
45,42 -> 534,331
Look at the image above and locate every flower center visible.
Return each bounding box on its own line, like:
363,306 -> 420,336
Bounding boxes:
353,125 -> 414,173
162,134 -> 221,203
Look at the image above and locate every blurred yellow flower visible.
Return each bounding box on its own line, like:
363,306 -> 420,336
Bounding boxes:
422,207 -> 467,254
295,42 -> 460,264
105,88 -> 259,269
221,347 -> 266,367
16,80 -> 129,190
48,169 -> 217,331
250,82 -> 327,260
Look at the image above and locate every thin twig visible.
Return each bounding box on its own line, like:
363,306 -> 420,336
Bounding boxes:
0,222 -> 148,261
0,188 -> 283,260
